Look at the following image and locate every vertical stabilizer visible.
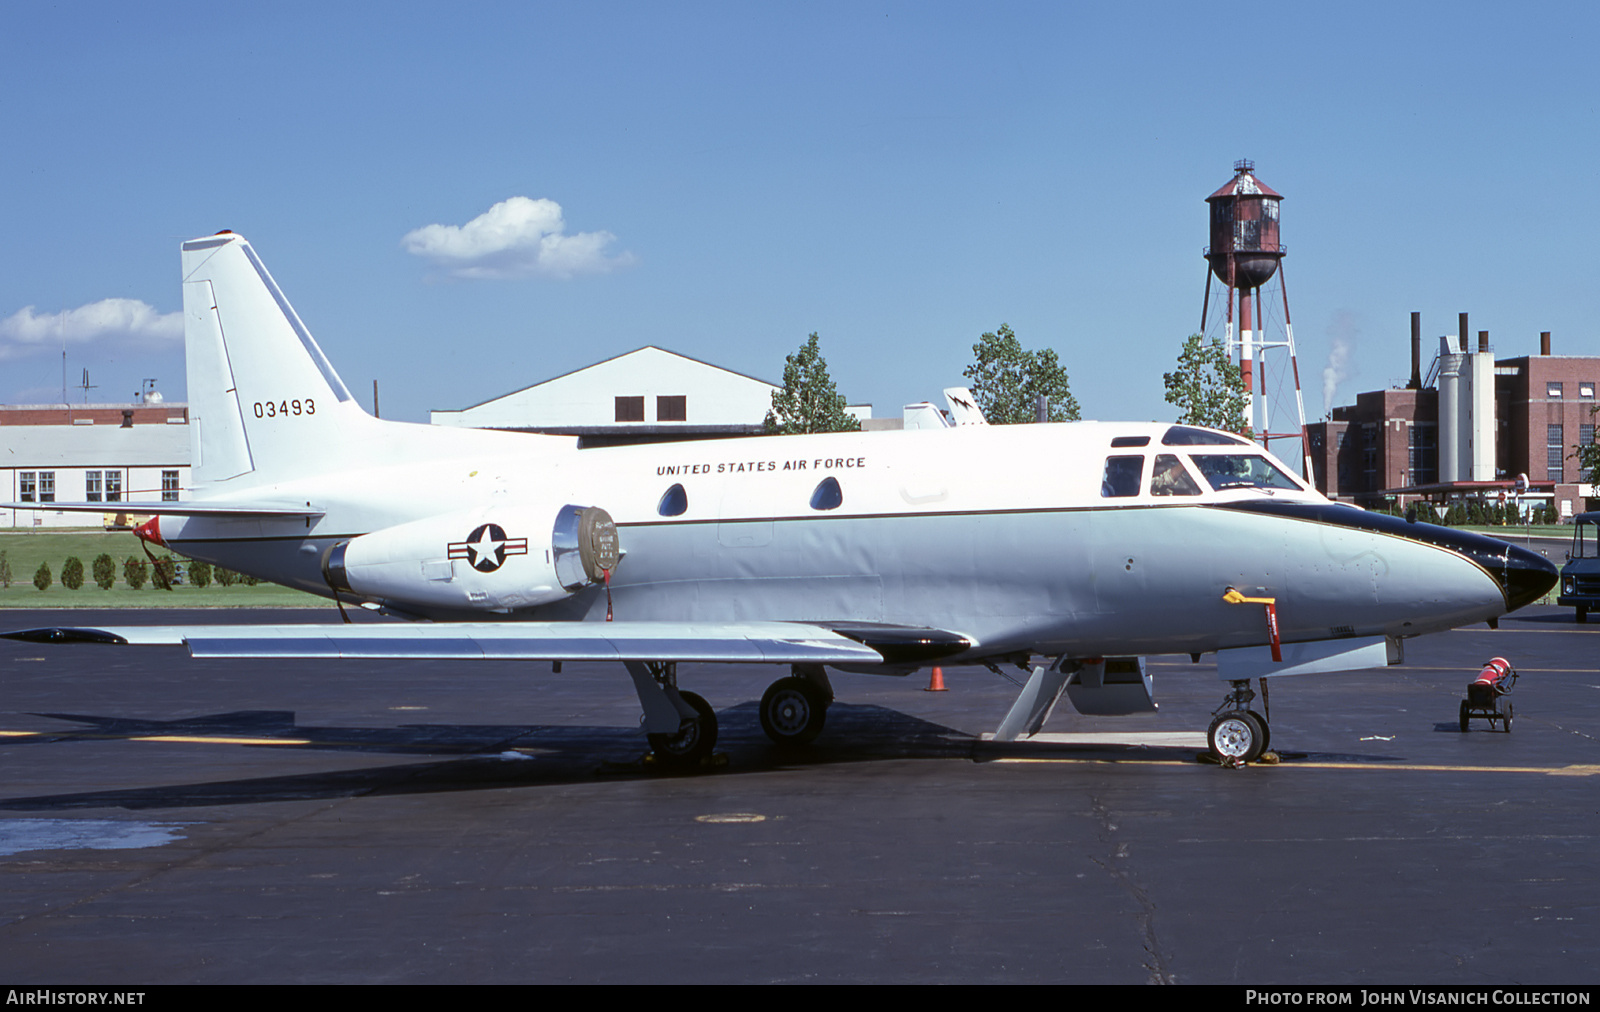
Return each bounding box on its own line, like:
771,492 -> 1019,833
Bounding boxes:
180,233 -> 365,486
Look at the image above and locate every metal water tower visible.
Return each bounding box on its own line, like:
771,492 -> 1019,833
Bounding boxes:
1200,159 -> 1310,476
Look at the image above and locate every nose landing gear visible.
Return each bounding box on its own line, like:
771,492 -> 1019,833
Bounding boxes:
1207,680 -> 1272,766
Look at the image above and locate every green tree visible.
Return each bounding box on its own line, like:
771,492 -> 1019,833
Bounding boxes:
92,553 -> 116,590
1163,333 -> 1246,432
962,324 -> 1079,424
61,556 -> 84,591
764,333 -> 862,435
33,562 -> 51,592
188,559 -> 212,589
215,566 -> 238,587
123,556 -> 148,591
0,550 -> 11,588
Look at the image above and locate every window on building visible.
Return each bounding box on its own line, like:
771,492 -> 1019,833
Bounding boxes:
38,472 -> 54,503
104,470 -> 122,503
614,396 -> 645,422
1548,382 -> 1564,399
162,471 -> 180,502
1408,424 -> 1438,486
1582,382 -> 1596,399
1548,424 -> 1565,483
19,472 -> 35,502
656,395 -> 686,422
85,471 -> 103,502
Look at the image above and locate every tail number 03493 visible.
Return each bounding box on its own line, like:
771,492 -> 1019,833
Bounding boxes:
253,399 -> 315,419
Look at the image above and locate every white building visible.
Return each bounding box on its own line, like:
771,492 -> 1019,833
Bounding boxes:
2,403 -> 190,528
431,346 -> 877,444
431,346 -> 785,446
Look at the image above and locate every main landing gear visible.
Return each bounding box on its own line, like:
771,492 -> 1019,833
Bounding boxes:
624,662 -> 836,770
625,660 -> 720,770
1208,680 -> 1272,766
758,665 -> 834,747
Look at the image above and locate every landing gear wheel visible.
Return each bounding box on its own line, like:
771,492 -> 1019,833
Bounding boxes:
760,677 -> 827,746
1208,710 -> 1266,764
647,690 -> 717,769
1460,699 -> 1471,733
1247,709 -> 1272,754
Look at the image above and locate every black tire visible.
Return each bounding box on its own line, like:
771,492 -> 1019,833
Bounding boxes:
1247,709 -> 1272,754
1207,710 -> 1266,764
1503,701 -> 1513,733
759,676 -> 827,746
647,690 -> 717,768
1577,606 -> 1588,624
1460,699 -> 1471,733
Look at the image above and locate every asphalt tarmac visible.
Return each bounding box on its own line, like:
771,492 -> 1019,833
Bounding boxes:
0,605 -> 1595,984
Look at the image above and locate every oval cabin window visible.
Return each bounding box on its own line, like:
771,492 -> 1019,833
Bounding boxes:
658,483 -> 688,517
810,476 -> 843,511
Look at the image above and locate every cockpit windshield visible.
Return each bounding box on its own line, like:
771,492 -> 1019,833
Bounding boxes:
1190,454 -> 1302,492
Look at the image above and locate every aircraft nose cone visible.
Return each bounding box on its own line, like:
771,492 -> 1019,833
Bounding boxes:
1476,540 -> 1559,612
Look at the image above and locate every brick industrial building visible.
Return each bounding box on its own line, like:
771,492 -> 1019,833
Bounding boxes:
1308,313 -> 1598,518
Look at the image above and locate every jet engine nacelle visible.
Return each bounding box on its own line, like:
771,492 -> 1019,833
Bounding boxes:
322,504 -> 620,613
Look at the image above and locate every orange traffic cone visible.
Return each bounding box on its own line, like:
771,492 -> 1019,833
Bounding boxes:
925,666 -> 947,692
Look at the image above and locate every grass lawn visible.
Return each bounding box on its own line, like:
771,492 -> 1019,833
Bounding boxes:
0,528 -> 329,609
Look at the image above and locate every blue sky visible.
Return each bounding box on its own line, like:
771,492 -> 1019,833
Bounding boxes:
2,3 -> 1596,430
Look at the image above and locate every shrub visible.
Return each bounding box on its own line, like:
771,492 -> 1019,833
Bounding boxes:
33,562 -> 51,592
61,556 -> 84,591
188,559 -> 212,589
215,567 -> 237,587
151,555 -> 177,591
0,550 -> 11,588
123,556 -> 148,590
92,553 -> 116,590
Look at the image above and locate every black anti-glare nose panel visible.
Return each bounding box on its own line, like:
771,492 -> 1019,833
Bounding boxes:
1212,501 -> 1558,612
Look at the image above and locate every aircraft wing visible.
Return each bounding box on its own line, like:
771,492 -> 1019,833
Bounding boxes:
2,620 -> 972,666
0,501 -> 324,518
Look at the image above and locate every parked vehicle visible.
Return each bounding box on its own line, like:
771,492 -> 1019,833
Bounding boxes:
1558,511 -> 1600,622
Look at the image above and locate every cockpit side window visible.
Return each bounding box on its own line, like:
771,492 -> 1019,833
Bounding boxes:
1101,455 -> 1144,498
1150,454 -> 1202,496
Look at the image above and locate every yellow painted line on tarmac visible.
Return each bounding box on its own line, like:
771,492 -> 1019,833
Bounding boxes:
1277,762 -> 1600,776
990,755 -> 1600,776
0,730 -> 40,738
130,735 -> 311,746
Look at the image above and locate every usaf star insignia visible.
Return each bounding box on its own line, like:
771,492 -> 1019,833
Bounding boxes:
448,523 -> 529,573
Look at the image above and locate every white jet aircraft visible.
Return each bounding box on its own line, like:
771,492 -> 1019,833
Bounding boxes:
4,233 -> 1558,766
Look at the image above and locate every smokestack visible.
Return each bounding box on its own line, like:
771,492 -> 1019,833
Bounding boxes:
1459,313 -> 1469,353
1478,330 -> 1489,352
1409,312 -> 1422,389
1541,331 -> 1552,355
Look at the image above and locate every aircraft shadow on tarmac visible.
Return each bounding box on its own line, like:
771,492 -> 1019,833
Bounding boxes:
0,702 -> 961,812
0,701 -> 1229,812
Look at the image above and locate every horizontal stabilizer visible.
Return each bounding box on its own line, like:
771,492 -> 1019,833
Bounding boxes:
0,501 -> 324,518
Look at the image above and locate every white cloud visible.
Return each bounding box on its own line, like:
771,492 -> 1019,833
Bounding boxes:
0,298 -> 182,362
401,196 -> 635,280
